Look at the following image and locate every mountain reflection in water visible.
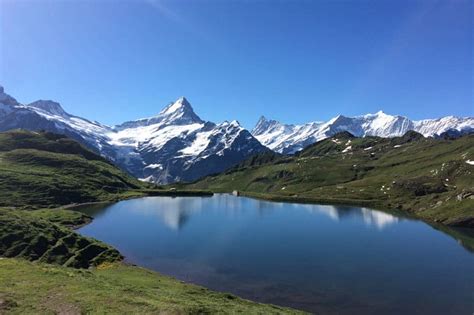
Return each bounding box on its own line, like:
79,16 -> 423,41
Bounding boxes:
82,195 -> 401,231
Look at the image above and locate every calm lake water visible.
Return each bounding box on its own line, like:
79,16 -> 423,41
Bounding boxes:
77,195 -> 474,314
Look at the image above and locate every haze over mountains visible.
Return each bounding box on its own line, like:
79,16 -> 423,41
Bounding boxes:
0,85 -> 472,183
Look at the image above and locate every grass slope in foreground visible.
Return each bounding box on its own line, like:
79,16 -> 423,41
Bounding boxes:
0,259 -> 302,314
187,132 -> 474,228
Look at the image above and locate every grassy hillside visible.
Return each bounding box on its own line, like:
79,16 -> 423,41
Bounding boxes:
0,259 -> 303,314
187,132 -> 474,228
0,130 -> 146,208
0,130 -> 141,269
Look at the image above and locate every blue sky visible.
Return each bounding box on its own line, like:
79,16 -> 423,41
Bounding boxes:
0,0 -> 472,128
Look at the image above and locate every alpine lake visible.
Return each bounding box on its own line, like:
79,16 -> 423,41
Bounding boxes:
77,194 -> 474,314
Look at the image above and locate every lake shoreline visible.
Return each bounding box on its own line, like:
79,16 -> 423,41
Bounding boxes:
221,190 -> 474,229
62,189 -> 214,212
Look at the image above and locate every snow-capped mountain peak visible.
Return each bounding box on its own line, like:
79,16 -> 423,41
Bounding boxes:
252,116 -> 286,136
160,96 -> 192,115
360,110 -> 389,118
254,115 -> 269,128
222,120 -> 241,128
74,94 -> 266,183
156,97 -> 203,126
114,96 -> 203,131
27,100 -> 69,117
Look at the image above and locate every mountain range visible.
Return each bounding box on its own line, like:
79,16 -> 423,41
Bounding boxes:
0,86 -> 267,183
252,112 -> 474,154
0,85 -> 472,183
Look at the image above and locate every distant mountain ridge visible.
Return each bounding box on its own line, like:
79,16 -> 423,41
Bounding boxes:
1,85 -> 472,182
0,86 -> 268,184
252,111 -> 474,154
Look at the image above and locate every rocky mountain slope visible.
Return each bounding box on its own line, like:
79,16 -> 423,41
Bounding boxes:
253,111 -> 474,154
109,97 -> 269,183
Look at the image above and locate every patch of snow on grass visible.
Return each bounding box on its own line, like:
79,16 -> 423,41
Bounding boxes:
342,146 -> 352,153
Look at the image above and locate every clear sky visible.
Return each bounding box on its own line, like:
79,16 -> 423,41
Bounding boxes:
0,0 -> 472,128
